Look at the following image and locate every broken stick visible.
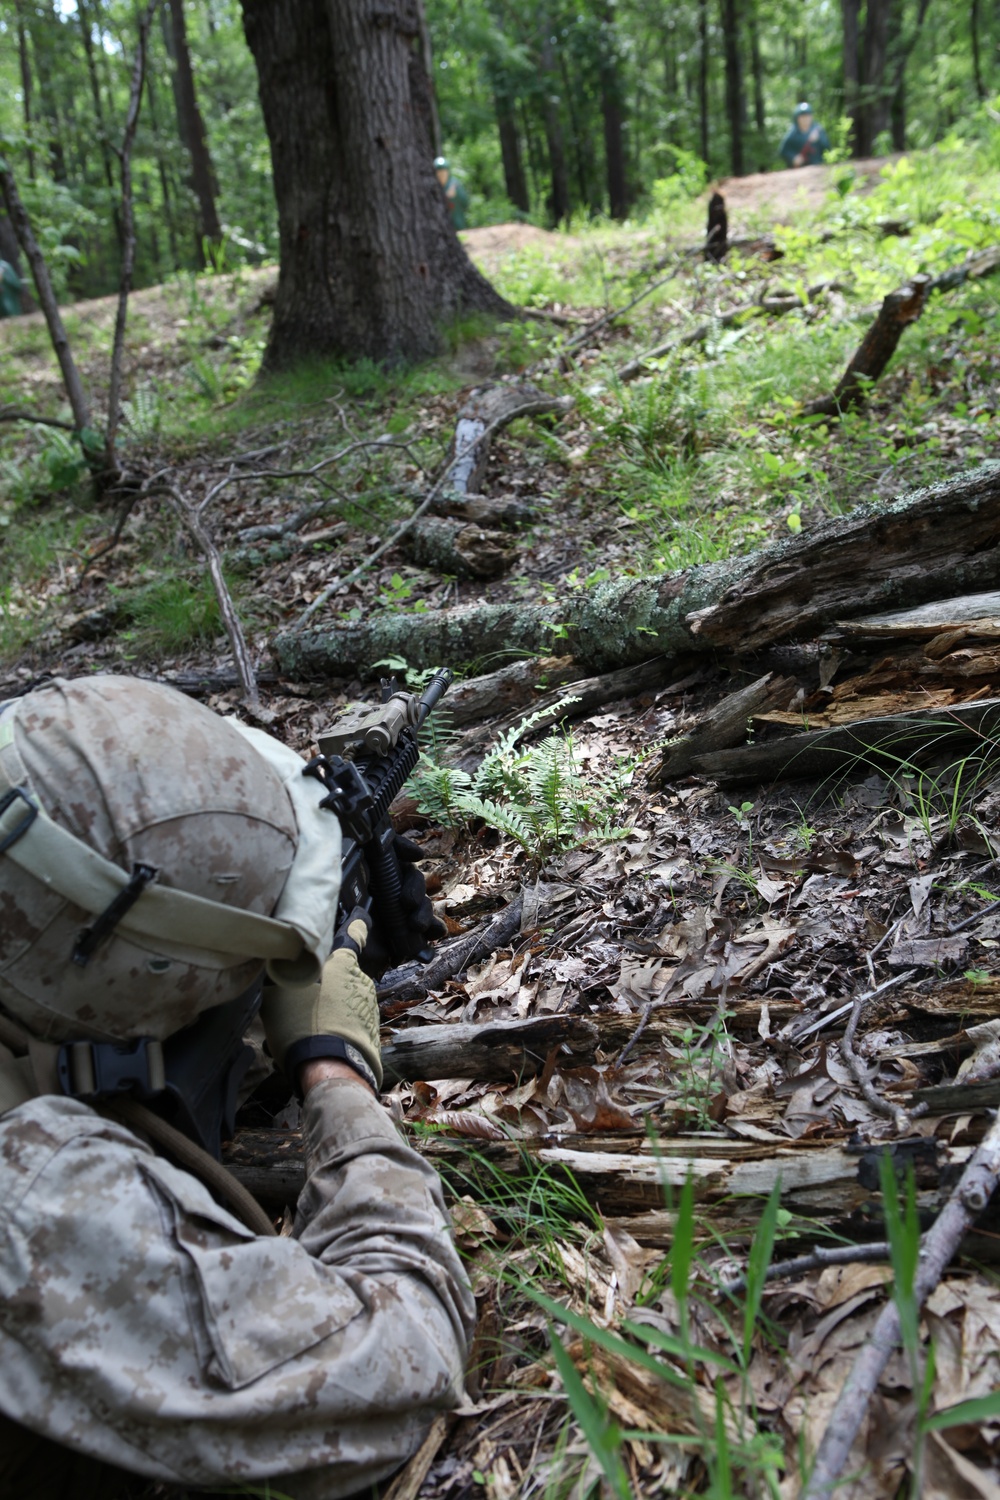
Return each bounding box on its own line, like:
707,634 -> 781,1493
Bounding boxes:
801,1111 -> 1000,1500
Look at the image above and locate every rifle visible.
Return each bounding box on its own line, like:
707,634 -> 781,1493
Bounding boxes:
304,667 -> 453,963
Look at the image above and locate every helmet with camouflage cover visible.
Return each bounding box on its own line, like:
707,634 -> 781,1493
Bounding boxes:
0,676 -> 340,1045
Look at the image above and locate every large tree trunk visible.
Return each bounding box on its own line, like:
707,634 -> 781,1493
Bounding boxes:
165,0 -> 223,259
239,0 -> 511,367
719,0 -> 745,175
273,466 -> 1000,677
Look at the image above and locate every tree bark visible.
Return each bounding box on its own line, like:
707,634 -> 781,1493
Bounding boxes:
273,465 -> 1000,677
858,0 -> 891,155
495,94 -> 530,212
539,15 -> 571,224
402,516 -> 517,578
30,2 -> 69,184
14,1 -> 35,180
842,0 -> 860,154
748,0 -> 766,135
76,0 -> 120,241
805,275 -> 932,417
599,6 -> 628,220
0,163 -> 94,439
239,0 -> 511,367
698,0 -> 710,163
719,0 -> 745,176
165,0 -> 223,258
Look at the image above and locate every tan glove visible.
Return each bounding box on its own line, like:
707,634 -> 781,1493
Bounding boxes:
260,910 -> 382,1091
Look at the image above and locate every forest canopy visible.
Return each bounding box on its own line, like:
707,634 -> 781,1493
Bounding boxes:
1,0 -> 998,305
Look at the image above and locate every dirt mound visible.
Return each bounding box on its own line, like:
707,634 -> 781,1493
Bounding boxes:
462,222 -> 578,272
712,154 -> 897,223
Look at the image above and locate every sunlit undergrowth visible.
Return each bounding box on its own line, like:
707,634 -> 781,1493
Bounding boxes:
1,129 -> 999,665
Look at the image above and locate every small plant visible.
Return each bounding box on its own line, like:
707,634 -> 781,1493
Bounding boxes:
669,1014 -> 730,1129
408,699 -> 633,863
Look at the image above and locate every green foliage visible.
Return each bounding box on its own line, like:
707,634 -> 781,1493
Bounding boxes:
409,699 -> 634,863
115,572 -> 223,655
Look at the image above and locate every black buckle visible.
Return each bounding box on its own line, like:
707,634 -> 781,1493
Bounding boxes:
0,786 -> 38,854
56,1036 -> 164,1101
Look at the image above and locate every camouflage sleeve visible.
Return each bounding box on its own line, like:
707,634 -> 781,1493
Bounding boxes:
0,1086 -> 474,1499
294,1076 -> 476,1361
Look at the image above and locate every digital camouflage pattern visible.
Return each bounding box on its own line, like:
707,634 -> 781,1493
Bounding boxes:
0,1078 -> 474,1496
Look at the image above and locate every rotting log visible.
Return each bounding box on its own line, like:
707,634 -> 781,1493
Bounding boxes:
687,695 -> 1000,784
444,382 -> 573,496
431,492 -> 538,529
442,656 -> 580,727
451,657 -> 678,767
826,589 -> 1000,642
222,1126 -> 989,1231
378,1004 -> 807,1081
273,464 -> 1000,678
651,673 -> 796,783
401,515 -> 517,579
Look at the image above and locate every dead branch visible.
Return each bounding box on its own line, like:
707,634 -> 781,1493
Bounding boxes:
0,407 -> 79,432
401,515 -> 516,579
617,281 -> 838,382
377,897 -> 524,1008
162,482 -> 260,711
687,696 -> 1000,785
720,1240 -> 892,1296
561,258 -> 682,354
106,0 -> 157,458
0,161 -> 94,440
801,1111 -> 1000,1500
804,246 -> 1000,418
840,984 -> 912,1135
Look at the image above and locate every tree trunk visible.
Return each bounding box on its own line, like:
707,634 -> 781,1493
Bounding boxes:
76,0 -> 121,246
495,94 -> 530,212
600,6 -> 628,220
14,1 -> 35,181
30,2 -> 68,184
273,466 -> 1000,678
972,0 -> 986,98
414,0 -> 443,156
239,0 -> 511,367
748,1 -> 766,135
858,0 -> 891,155
719,0 -> 745,175
539,16 -> 571,224
698,0 -> 710,163
805,274 -> 932,416
842,0 -> 860,154
165,0 -> 223,259
144,65 -> 183,272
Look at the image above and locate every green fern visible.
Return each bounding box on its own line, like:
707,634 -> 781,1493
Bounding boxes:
407,695 -> 636,864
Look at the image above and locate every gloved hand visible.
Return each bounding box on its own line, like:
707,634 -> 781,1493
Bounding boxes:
362,833 -> 447,975
260,909 -> 382,1091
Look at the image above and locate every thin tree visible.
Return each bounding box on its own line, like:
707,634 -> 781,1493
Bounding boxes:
163,0 -> 223,259
698,0 -> 710,164
239,0 -> 512,367
538,11 -> 571,223
599,3 -> 629,219
14,0 -> 35,180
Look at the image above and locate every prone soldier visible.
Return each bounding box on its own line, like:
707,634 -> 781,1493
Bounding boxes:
0,674 -> 471,1499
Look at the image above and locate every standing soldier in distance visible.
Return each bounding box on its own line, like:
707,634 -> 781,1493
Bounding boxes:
780,102 -> 831,167
435,155 -> 470,230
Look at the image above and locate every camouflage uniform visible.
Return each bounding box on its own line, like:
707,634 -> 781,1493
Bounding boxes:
0,1075 -> 475,1497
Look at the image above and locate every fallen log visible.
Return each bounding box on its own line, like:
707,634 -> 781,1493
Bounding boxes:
650,673 -> 796,783
430,492 -> 537,529
826,589 -> 1000,643
273,464 -> 1000,678
401,515 -> 516,579
450,657 -> 677,767
686,695 -> 1000,784
441,656 -> 581,728
222,1126 -> 989,1232
443,382 -> 573,496
378,898 -> 524,1008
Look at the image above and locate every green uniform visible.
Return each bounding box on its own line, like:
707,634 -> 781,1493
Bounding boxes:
0,261 -> 22,319
444,174 -> 469,230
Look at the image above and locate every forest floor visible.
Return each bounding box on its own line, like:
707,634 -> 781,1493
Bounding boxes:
3,138 -> 1000,1498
